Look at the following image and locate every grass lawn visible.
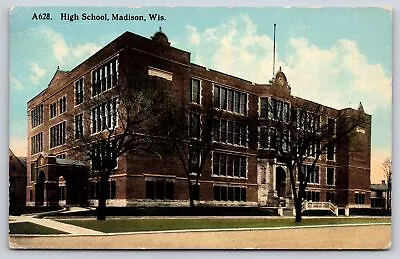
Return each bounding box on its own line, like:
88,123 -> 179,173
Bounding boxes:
9,222 -> 67,235
59,217 -> 391,233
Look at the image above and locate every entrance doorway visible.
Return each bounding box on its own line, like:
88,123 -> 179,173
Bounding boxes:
35,171 -> 45,206
276,167 -> 286,198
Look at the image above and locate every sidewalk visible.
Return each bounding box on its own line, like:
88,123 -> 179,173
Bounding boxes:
9,207 -> 102,235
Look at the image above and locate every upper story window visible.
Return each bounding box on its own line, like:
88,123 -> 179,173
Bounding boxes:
260,97 -> 290,123
31,132 -> 43,155
92,57 -> 119,97
49,102 -> 57,119
296,109 -> 321,132
31,104 -> 44,128
189,78 -> 201,104
213,118 -> 247,147
328,118 -> 336,136
259,127 -> 289,152
50,121 -> 66,149
59,96 -> 67,114
212,151 -> 247,178
91,97 -> 118,134
189,112 -> 200,139
214,85 -> 247,115
326,143 -> 335,161
75,78 -> 84,105
327,167 -> 335,186
301,164 -> 320,184
74,113 -> 84,140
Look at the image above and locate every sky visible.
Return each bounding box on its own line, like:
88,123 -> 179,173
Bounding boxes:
9,6 -> 392,183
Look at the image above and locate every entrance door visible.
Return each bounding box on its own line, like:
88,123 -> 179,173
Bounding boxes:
276,167 -> 286,198
35,171 -> 45,206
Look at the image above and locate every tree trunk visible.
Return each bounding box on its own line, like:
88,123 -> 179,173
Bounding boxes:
97,175 -> 108,220
295,198 -> 302,222
186,177 -> 194,208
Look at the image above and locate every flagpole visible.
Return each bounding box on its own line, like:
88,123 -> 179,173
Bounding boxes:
273,23 -> 276,77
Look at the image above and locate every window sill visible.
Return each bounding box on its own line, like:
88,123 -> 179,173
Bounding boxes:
211,175 -> 248,180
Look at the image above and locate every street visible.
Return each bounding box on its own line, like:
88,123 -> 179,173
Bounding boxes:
9,224 -> 391,249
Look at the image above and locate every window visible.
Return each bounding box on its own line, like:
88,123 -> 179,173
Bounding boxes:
326,192 -> 335,203
259,127 -> 289,152
328,118 -> 336,137
30,162 -> 37,181
75,78 -> 84,105
260,97 -> 290,123
327,144 -> 335,161
29,190 -> 34,202
49,102 -> 57,119
31,104 -> 44,128
213,119 -> 247,146
355,192 -> 366,204
189,148 -> 200,173
190,78 -> 201,104
92,57 -> 119,96
212,152 -> 247,178
213,85 -> 247,115
145,179 -> 174,200
31,132 -> 43,155
296,109 -> 320,131
190,113 -> 200,138
74,113 -> 84,139
50,121 -> 66,148
91,97 -> 118,134
305,191 -> 320,202
227,89 -> 234,112
213,86 -> 220,108
110,180 -> 116,199
327,167 -> 335,186
91,140 -> 118,171
59,96 -> 67,114
301,164 -> 320,184
213,185 -> 246,202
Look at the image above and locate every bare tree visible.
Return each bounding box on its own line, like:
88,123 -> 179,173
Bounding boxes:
382,157 -> 392,210
160,102 -> 223,208
259,98 -> 370,222
66,69 -> 171,220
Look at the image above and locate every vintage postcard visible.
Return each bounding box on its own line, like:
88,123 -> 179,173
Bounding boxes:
9,6 -> 392,249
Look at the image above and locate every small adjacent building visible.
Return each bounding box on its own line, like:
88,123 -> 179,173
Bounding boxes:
370,181 -> 389,209
9,148 -> 27,215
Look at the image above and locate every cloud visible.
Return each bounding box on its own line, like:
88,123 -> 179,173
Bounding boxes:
186,25 -> 200,46
39,26 -> 69,64
39,26 -> 101,67
71,43 -> 101,59
10,77 -> 23,91
185,15 -> 391,113
28,62 -> 45,85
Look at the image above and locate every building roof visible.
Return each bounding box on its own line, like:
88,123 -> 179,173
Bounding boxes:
56,158 -> 85,167
371,184 -> 387,191
17,157 -> 27,168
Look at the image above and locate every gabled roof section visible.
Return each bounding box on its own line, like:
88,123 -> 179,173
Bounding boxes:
8,148 -> 27,170
48,67 -> 68,87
